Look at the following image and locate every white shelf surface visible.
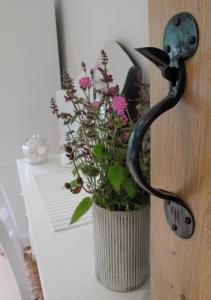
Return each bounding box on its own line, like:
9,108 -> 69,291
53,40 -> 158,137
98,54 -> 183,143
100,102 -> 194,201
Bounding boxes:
17,154 -> 150,300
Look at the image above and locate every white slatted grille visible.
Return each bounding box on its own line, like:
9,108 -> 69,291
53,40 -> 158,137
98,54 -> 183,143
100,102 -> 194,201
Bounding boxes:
34,170 -> 92,232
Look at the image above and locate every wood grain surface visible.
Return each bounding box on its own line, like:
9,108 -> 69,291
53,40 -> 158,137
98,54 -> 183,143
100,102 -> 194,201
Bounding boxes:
149,1 -> 211,299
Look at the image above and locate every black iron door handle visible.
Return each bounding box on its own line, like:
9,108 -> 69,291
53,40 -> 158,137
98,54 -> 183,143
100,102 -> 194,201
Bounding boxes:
127,12 -> 199,239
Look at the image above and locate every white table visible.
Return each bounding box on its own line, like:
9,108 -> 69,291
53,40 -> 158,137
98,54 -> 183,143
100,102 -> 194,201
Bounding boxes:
17,154 -> 150,300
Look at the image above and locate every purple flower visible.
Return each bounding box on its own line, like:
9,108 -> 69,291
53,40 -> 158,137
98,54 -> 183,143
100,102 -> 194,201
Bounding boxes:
111,96 -> 127,116
79,77 -> 92,89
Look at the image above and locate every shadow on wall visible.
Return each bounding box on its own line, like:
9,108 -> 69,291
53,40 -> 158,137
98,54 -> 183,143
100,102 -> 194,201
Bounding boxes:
54,0 -> 65,76
54,0 -> 149,81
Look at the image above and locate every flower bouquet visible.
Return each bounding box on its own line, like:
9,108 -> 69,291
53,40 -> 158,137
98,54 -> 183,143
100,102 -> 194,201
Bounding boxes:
51,50 -> 150,291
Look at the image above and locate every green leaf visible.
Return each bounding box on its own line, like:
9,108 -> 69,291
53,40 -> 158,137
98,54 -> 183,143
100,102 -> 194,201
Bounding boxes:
70,197 -> 93,225
94,195 -> 104,207
70,115 -> 77,124
122,176 -> 136,198
70,179 -> 77,188
117,148 -> 127,160
72,164 -> 82,177
92,144 -> 107,158
108,164 -> 124,193
72,167 -> 78,177
81,165 -> 99,177
107,198 -> 128,207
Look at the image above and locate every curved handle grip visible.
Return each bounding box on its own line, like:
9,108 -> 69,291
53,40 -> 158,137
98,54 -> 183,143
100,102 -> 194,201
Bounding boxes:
127,44 -> 196,239
127,47 -> 185,204
127,12 -> 199,239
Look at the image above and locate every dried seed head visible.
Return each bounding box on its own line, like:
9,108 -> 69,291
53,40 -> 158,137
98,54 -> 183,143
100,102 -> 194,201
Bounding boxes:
101,50 -> 108,65
81,62 -> 86,72
64,182 -> 71,190
72,186 -> 82,194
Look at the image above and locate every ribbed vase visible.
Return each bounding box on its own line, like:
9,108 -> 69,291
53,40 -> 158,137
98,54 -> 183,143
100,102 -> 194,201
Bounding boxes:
92,203 -> 150,292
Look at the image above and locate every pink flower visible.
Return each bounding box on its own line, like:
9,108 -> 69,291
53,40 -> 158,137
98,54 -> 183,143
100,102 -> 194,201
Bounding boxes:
79,77 -> 92,89
120,115 -> 128,126
111,96 -> 127,116
93,100 -> 101,108
92,63 -> 100,72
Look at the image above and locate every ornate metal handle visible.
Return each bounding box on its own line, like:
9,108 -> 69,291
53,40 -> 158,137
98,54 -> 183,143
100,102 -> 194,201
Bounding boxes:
127,12 -> 199,239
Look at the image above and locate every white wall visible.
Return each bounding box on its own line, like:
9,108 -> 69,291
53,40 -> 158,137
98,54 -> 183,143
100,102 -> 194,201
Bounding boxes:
0,0 -> 60,246
54,0 -> 149,81
0,1 -> 60,167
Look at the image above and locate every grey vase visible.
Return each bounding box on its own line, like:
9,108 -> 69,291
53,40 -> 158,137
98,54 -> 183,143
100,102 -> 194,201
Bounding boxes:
92,203 -> 150,292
